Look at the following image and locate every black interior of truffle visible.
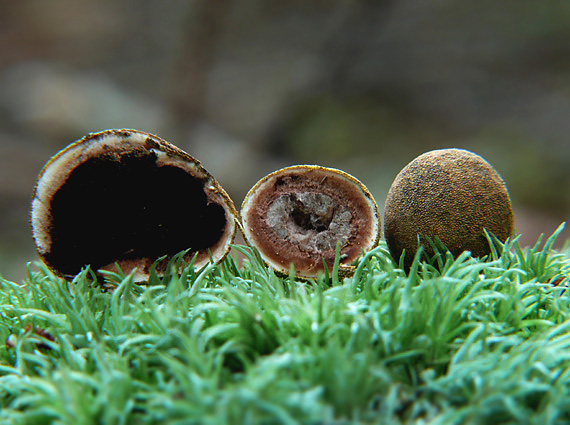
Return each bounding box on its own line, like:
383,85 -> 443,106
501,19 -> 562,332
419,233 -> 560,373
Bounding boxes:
45,151 -> 226,275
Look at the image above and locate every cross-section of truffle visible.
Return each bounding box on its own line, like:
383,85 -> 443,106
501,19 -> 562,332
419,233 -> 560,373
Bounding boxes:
384,148 -> 515,270
241,165 -> 380,278
31,129 -> 238,281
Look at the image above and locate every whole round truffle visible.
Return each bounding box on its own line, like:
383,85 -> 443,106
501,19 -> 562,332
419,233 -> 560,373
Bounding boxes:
241,165 -> 380,279
384,148 -> 514,269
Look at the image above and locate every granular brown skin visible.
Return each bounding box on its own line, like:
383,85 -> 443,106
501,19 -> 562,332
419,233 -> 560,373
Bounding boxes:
384,149 -> 515,270
242,166 -> 379,278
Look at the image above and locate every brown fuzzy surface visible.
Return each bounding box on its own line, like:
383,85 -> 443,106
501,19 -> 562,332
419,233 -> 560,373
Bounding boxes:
384,149 -> 515,270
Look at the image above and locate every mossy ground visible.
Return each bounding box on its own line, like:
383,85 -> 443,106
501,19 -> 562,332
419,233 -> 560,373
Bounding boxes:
0,225 -> 569,425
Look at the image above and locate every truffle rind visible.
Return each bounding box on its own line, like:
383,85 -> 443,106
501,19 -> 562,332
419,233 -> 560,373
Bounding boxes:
241,165 -> 380,278
31,129 -> 238,281
384,148 -> 515,270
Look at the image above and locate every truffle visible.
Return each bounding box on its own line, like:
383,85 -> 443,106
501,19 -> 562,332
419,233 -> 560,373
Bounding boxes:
384,148 -> 515,270
31,129 -> 238,281
241,165 -> 380,278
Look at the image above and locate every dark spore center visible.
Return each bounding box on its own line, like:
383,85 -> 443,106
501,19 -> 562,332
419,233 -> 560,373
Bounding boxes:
46,151 -> 226,275
266,192 -> 352,253
290,197 -> 333,233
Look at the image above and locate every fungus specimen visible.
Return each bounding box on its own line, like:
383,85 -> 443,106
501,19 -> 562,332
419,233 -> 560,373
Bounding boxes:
31,129 -> 238,281
384,148 -> 515,270
241,165 -> 380,278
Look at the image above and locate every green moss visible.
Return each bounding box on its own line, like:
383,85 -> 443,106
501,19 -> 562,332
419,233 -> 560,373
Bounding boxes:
0,224 -> 568,424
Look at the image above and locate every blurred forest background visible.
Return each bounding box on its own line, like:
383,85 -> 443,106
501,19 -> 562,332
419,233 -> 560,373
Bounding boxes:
1,0 -> 569,282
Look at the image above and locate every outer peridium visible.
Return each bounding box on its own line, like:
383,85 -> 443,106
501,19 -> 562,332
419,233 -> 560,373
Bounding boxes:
240,165 -> 381,279
30,129 -> 238,281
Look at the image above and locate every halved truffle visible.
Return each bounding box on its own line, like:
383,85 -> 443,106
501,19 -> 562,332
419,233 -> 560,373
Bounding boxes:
241,165 -> 380,278
31,129 -> 238,281
384,148 -> 515,270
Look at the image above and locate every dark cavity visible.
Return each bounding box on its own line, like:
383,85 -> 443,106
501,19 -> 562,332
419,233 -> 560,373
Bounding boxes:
46,152 -> 226,275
